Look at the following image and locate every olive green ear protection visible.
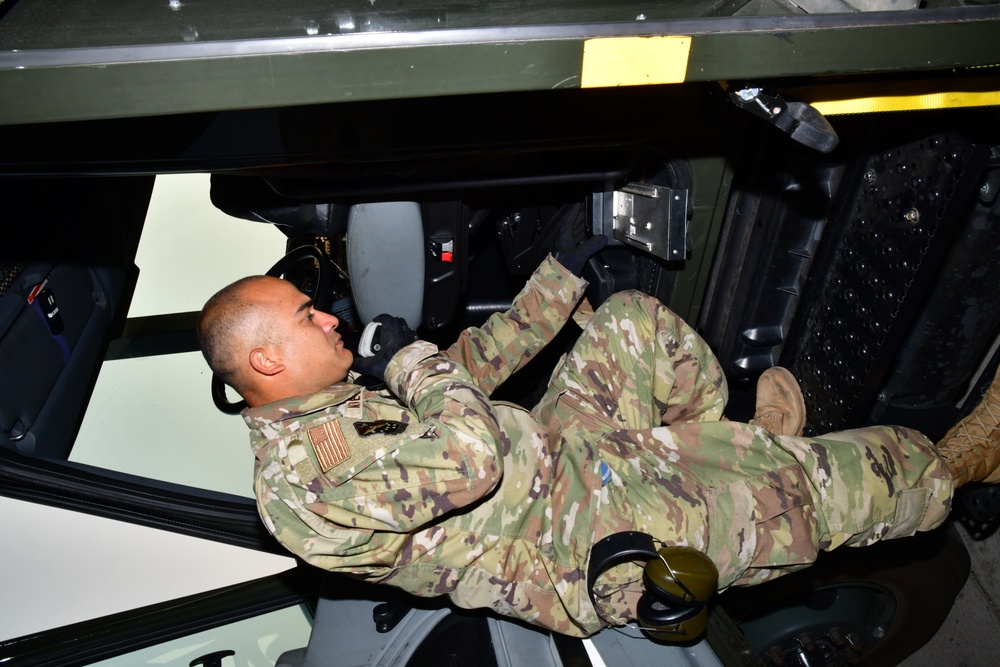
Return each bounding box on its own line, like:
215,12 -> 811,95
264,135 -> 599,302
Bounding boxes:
587,532 -> 719,642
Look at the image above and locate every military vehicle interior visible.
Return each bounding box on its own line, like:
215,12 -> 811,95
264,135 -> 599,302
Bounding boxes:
2,83 -> 999,665
2,0 -> 1000,664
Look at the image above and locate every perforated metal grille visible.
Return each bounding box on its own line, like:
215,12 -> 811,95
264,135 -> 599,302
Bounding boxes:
788,134 -> 985,434
0,262 -> 24,299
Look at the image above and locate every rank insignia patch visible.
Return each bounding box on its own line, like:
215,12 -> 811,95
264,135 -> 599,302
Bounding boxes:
343,396 -> 363,419
354,419 -> 408,437
308,421 -> 350,472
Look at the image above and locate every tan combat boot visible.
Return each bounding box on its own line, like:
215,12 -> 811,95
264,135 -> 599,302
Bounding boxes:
936,367 -> 1000,487
749,367 -> 807,437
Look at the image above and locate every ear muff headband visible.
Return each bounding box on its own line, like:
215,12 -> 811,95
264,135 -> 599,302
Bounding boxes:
587,531 -> 719,642
587,531 -> 660,597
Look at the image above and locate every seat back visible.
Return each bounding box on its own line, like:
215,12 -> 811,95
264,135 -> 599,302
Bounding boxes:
346,202 -> 425,329
0,177 -> 151,458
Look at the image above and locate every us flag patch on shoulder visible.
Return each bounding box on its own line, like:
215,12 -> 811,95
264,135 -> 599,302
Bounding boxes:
308,421 -> 350,472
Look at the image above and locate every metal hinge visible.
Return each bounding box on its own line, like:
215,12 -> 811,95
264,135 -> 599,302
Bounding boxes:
612,183 -> 689,262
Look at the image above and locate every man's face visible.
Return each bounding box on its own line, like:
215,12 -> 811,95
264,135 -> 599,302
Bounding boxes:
248,276 -> 354,396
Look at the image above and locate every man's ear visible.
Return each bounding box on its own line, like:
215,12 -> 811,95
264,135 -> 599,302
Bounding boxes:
249,345 -> 285,377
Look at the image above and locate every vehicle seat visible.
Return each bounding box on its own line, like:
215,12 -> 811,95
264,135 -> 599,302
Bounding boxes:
0,177 -> 150,458
210,174 -> 468,332
346,202 -> 424,329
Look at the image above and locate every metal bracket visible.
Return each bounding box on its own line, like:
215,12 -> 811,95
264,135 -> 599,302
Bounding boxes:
612,183 -> 689,262
728,84 -> 839,153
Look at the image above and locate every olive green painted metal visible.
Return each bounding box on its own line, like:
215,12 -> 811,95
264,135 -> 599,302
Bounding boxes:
687,18 -> 1000,82
1,6 -> 999,125
675,156 -> 735,326
0,41 -> 584,125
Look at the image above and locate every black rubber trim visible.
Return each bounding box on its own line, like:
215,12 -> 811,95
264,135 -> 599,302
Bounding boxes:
0,446 -> 280,552
104,312 -> 201,360
0,567 -> 320,667
550,633 -> 593,667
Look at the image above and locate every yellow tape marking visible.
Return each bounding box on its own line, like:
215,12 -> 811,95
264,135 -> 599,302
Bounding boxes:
581,36 -> 691,88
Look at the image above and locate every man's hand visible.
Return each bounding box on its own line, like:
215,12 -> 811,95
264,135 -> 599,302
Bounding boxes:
351,314 -> 418,381
552,204 -> 608,277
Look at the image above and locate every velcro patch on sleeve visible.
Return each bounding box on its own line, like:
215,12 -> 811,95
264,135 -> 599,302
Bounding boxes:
354,419 -> 408,437
343,396 -> 363,419
287,441 -> 320,484
309,421 -> 351,473
303,417 -> 417,485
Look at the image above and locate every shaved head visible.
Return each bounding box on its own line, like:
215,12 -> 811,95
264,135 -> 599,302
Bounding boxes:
199,275 -> 354,407
198,276 -> 280,398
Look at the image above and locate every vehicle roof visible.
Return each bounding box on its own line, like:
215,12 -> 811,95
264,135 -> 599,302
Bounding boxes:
1,0 -> 998,124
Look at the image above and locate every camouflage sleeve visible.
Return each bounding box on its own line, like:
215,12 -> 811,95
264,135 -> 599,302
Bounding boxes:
316,340 -> 504,529
261,341 -> 504,542
443,254 -> 587,395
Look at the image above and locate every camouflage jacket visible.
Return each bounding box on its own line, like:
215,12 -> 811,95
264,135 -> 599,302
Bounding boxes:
244,256 -> 606,636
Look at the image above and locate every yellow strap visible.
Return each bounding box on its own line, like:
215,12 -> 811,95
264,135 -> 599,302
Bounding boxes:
789,75 -> 1000,115
813,91 -> 1000,115
581,36 -> 691,88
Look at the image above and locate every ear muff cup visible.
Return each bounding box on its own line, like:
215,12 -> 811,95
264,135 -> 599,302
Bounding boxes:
638,545 -> 718,641
636,590 -> 702,625
636,593 -> 708,642
642,545 -> 720,605
588,533 -> 719,642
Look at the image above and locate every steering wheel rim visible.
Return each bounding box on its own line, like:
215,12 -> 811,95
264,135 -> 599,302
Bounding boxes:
211,245 -> 335,415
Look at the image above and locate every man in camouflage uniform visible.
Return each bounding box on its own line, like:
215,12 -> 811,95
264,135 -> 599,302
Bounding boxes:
198,252 -> 999,639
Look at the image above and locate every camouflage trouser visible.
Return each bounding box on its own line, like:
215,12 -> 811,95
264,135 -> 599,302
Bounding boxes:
533,291 -> 953,624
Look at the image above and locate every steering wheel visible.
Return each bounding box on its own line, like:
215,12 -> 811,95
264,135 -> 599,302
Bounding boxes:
211,245 -> 336,415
